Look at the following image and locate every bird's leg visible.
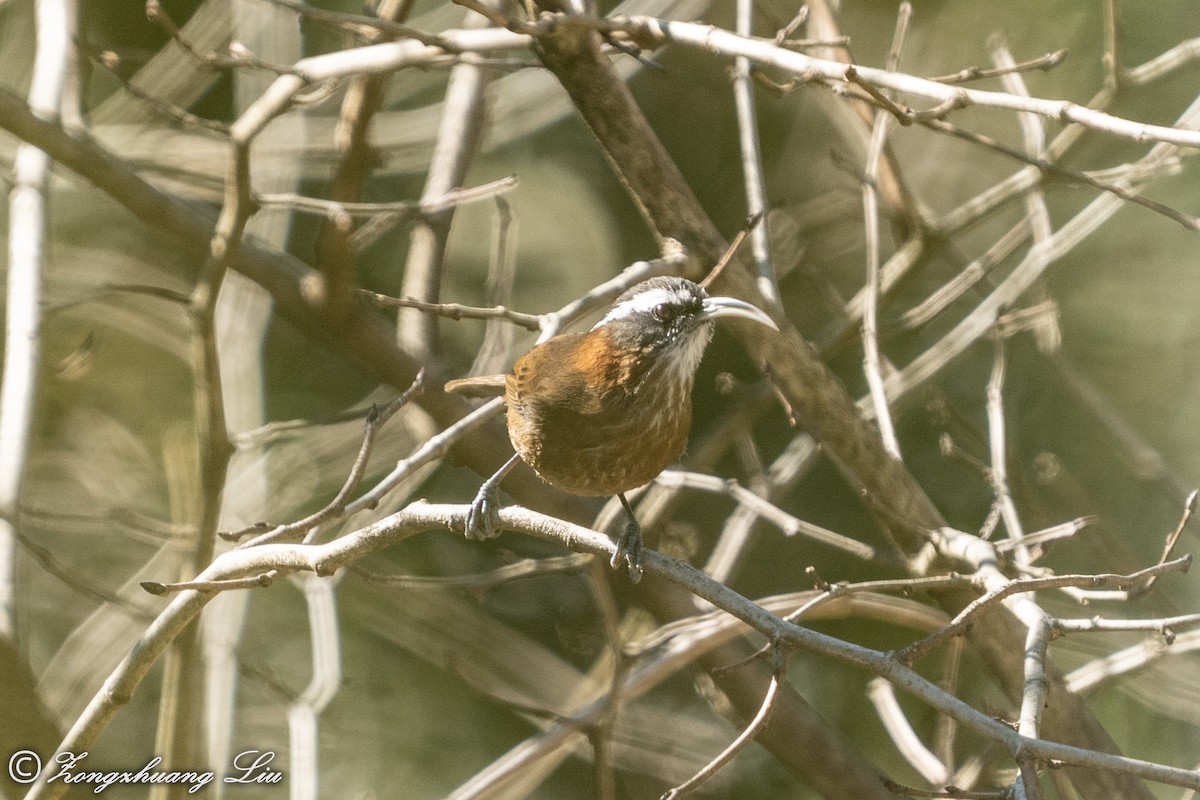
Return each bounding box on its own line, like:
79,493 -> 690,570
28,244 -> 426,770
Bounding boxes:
611,493 -> 643,583
466,453 -> 520,541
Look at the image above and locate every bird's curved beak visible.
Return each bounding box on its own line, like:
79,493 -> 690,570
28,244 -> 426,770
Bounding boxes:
699,296 -> 779,331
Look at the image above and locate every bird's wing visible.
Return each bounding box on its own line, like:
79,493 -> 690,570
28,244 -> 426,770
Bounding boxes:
509,334 -> 610,414
443,374 -> 507,399
510,333 -> 635,434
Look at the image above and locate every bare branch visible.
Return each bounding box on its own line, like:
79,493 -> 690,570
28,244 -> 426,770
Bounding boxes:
359,293 -> 541,331
1124,38 -> 1200,85
652,471 -> 887,563
986,332 -> 1032,566
620,16 -> 1200,148
223,370 -> 425,546
347,396 -> 505,515
869,677 -> 950,785
145,0 -> 290,74
930,49 -> 1068,85
259,175 -> 518,218
1130,489 -> 1198,598
662,648 -> 789,799
265,0 -> 444,46
350,553 -> 592,591
730,0 -> 780,308
0,0 -> 76,639
898,558 -> 1193,665
27,504 -> 1200,800
395,4 -> 496,358
1065,628 -> 1200,694
887,89 -> 1200,407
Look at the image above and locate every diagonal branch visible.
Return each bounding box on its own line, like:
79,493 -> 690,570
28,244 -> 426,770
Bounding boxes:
23,503 -> 1200,800
531,15 -> 1165,800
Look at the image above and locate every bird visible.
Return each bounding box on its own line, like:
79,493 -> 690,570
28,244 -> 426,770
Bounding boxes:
444,276 -> 778,581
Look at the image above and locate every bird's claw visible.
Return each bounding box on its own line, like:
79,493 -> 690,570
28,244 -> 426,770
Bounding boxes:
465,483 -> 502,541
611,519 -> 643,583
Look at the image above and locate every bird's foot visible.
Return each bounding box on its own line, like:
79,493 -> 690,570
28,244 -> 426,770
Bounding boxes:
465,482 -> 503,541
611,518 -> 643,583
466,454 -> 520,541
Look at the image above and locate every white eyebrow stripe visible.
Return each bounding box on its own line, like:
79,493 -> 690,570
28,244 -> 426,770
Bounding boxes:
593,287 -> 691,329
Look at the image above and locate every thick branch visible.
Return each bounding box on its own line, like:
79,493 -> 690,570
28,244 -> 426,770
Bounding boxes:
0,76 -> 892,798
0,83 -> 582,523
24,504 -> 1200,800
532,18 -> 1156,800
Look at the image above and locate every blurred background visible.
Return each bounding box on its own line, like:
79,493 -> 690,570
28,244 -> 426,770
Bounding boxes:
2,0 -> 1200,797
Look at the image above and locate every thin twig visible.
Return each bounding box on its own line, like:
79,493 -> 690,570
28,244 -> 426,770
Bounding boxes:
868,677 -> 950,785
652,470 -> 886,562
699,213 -> 763,292
228,28 -> 528,148
930,49 -> 1068,85
359,292 -> 542,331
897,558 -> 1193,665
918,117 -> 1200,231
994,517 -> 1093,553
797,573 -> 975,616
346,396 -> 505,515
714,572 -> 977,676
986,332 -> 1032,566
233,402 -> 392,449
538,245 -> 688,341
886,90 -> 1200,409
142,573 -> 278,595
995,37 -> 1060,356
620,16 -> 1200,148
395,3 -> 496,359
882,779 -> 1009,799
467,197 -> 521,377
1124,38 -> 1200,85
1130,489 -> 1198,598
845,64 -> 911,124
349,553 -> 591,591
771,6 -> 809,45
261,175 -> 518,218
145,0 -> 290,73
1053,612 -> 1200,636
264,0 -> 443,46
29,504 -> 1200,800
223,370 -> 425,545
1101,0 -> 1122,94
901,220 -> 1030,330
0,0 -> 75,638
80,43 -> 229,132
661,648 -> 790,799
1065,627 -> 1200,694
731,0 -> 780,308
859,3 -> 911,461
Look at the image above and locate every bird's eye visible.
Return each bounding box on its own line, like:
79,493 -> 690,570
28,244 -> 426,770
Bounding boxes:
652,303 -> 672,323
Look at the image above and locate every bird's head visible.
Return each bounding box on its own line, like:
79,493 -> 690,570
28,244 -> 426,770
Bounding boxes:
593,276 -> 778,382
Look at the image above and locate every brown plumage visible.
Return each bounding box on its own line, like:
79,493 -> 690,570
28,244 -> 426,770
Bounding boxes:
446,277 -> 777,580
505,328 -> 694,497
